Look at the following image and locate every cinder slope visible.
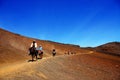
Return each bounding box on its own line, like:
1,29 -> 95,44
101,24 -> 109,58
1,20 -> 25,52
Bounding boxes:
0,28 -> 86,65
0,53 -> 120,80
95,42 -> 120,56
0,28 -> 120,80
84,42 -> 120,56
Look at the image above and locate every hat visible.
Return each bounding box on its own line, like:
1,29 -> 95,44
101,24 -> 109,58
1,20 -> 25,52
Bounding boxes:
33,40 -> 36,43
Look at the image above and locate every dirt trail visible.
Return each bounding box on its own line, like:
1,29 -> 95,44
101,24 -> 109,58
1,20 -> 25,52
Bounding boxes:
0,53 -> 120,80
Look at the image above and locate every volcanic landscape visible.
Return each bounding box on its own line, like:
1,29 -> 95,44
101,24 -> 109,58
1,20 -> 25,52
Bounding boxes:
0,28 -> 120,80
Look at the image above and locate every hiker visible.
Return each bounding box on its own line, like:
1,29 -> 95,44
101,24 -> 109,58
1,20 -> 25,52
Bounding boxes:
52,49 -> 56,57
37,45 -> 43,59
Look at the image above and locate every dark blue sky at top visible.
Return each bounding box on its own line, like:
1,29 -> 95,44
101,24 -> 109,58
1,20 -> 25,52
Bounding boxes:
0,0 -> 120,47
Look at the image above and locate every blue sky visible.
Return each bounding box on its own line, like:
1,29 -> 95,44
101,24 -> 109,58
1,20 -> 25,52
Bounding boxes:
0,0 -> 120,47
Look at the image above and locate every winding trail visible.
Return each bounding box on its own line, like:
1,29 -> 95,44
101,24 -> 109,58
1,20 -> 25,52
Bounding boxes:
0,53 -> 120,80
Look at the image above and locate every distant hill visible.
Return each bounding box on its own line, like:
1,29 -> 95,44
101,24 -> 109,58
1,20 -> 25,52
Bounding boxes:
94,42 -> 120,56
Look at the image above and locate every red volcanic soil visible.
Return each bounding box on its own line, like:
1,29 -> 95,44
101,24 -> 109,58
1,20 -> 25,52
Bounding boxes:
95,42 -> 120,56
0,53 -> 120,80
0,28 -> 84,65
0,28 -> 120,80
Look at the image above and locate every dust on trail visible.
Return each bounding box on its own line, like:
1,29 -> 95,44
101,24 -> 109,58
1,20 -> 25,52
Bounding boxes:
0,56 -> 57,79
0,57 -> 48,76
0,54 -> 120,80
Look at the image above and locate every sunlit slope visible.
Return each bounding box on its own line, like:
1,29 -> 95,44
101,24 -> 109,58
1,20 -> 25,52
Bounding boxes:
0,53 -> 120,80
0,28 -> 86,65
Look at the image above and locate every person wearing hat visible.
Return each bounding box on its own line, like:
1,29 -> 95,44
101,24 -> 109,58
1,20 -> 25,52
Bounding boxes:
30,40 -> 37,48
28,40 -> 38,55
37,45 -> 43,59
52,49 -> 56,57
28,40 -> 38,61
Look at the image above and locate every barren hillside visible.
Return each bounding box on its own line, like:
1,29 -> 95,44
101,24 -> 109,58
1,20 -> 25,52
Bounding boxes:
0,28 -> 120,80
0,28 -> 87,65
95,42 -> 120,56
0,54 -> 120,80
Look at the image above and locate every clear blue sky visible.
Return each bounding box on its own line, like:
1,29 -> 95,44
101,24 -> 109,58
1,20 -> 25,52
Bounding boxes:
0,0 -> 120,47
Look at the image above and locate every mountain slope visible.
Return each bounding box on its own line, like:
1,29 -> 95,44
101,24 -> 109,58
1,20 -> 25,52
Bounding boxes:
95,42 -> 120,56
0,54 -> 120,80
0,28 -> 120,80
0,28 -> 86,65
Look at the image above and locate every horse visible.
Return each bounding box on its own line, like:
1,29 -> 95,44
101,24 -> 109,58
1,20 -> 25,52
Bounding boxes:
29,47 -> 38,61
52,49 -> 56,57
38,50 -> 43,59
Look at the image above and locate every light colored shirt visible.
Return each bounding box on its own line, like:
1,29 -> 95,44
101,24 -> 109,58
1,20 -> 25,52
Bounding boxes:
37,46 -> 42,51
39,47 -> 42,50
30,43 -> 37,48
